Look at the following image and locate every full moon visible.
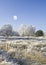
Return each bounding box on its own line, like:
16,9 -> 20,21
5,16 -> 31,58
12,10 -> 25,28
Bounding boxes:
13,15 -> 17,20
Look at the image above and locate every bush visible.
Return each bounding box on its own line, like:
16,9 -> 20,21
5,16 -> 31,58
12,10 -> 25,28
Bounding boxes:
35,30 -> 44,37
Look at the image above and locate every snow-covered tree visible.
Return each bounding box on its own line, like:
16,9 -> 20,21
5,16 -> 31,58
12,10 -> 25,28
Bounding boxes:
18,24 -> 35,36
1,24 -> 13,36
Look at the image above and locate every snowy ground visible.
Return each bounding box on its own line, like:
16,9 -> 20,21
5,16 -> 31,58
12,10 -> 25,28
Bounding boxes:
0,37 -> 46,65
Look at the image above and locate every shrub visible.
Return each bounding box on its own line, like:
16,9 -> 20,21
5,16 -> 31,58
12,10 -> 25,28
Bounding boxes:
35,30 -> 44,37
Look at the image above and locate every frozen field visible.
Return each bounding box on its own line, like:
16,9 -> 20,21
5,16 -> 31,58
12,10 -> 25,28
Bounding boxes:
0,37 -> 46,65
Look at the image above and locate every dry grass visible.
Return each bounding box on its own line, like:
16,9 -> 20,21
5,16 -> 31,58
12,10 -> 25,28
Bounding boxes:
26,51 -> 46,64
0,40 -> 46,65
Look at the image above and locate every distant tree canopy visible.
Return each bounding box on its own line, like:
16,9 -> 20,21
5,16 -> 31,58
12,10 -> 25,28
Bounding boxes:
12,31 -> 20,36
0,24 -> 13,36
0,24 -> 20,36
0,24 -> 44,37
35,30 -> 44,37
18,24 -> 35,36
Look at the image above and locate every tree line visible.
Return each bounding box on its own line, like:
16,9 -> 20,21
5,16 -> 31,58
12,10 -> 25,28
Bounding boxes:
0,24 -> 44,37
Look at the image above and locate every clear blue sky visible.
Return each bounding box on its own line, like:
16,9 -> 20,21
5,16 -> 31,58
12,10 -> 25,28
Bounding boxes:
0,0 -> 46,31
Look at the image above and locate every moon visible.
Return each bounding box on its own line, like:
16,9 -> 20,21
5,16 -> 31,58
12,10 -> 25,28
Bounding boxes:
13,15 -> 18,20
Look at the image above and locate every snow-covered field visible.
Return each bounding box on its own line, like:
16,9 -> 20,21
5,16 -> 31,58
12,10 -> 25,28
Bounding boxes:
0,37 -> 46,65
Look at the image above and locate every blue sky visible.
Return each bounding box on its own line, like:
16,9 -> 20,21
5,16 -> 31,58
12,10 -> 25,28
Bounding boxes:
0,0 -> 46,31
